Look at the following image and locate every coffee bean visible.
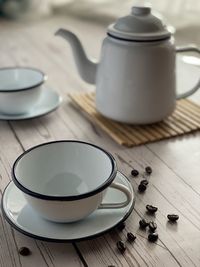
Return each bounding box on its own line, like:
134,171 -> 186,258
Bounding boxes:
131,169 -> 139,177
18,247 -> 31,256
145,166 -> 152,175
138,183 -> 147,192
116,240 -> 126,253
117,222 -> 126,231
167,214 -> 179,222
139,219 -> 149,229
149,221 -> 157,232
140,179 -> 149,186
148,232 -> 158,242
146,204 -> 158,214
127,232 -> 136,242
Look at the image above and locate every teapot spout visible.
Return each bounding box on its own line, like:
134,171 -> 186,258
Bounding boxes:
55,29 -> 97,84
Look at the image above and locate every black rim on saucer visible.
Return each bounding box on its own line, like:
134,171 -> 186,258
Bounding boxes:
0,67 -> 47,92
12,140 -> 117,201
1,177 -> 135,243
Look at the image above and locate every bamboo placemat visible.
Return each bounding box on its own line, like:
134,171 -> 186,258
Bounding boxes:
69,92 -> 200,147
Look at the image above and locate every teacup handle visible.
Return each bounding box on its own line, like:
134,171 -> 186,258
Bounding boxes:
98,182 -> 132,209
176,45 -> 200,100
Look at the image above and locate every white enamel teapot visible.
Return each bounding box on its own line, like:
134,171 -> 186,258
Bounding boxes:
56,6 -> 200,124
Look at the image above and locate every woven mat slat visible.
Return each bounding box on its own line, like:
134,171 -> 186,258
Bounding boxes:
182,98 -> 200,109
163,119 -> 184,134
175,109 -> 200,128
151,124 -> 171,138
178,99 -> 199,111
120,125 -> 149,143
130,126 -> 156,141
68,92 -> 200,147
141,125 -> 163,139
177,104 -> 200,124
159,122 -> 177,136
171,113 -> 195,131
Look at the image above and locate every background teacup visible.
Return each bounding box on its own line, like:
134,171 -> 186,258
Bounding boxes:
12,140 -> 132,223
0,67 -> 46,115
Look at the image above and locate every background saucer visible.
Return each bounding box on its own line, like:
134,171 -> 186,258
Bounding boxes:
2,172 -> 135,242
0,87 -> 62,120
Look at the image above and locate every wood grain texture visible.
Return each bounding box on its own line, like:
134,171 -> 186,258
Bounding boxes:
0,13 -> 200,267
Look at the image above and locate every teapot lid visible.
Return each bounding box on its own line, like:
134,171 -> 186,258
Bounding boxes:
108,6 -> 171,41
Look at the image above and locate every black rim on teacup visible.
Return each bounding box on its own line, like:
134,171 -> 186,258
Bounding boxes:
12,140 -> 117,201
0,67 -> 47,92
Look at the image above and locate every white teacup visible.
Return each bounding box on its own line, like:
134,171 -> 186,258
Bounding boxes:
12,140 -> 132,223
0,67 -> 46,115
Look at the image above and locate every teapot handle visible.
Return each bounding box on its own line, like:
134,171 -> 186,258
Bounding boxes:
176,45 -> 200,100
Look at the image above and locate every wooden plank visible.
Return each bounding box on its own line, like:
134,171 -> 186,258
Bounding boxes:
148,131 -> 200,194
77,211 -> 180,267
115,147 -> 200,266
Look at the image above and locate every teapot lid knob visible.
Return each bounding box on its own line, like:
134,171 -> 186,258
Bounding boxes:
131,6 -> 151,16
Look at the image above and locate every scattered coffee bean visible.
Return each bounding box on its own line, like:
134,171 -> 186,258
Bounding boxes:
117,222 -> 126,231
18,247 -> 31,256
167,214 -> 179,222
149,221 -> 157,232
148,232 -> 158,242
131,169 -> 139,177
127,232 -> 136,242
116,240 -> 126,253
146,204 -> 158,214
140,179 -> 149,186
139,219 -> 149,229
145,166 -> 152,175
138,183 -> 147,192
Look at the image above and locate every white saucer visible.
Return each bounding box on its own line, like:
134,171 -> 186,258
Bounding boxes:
1,172 -> 135,242
0,87 -> 62,120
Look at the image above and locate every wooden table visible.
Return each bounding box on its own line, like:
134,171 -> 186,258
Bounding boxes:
0,14 -> 200,267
